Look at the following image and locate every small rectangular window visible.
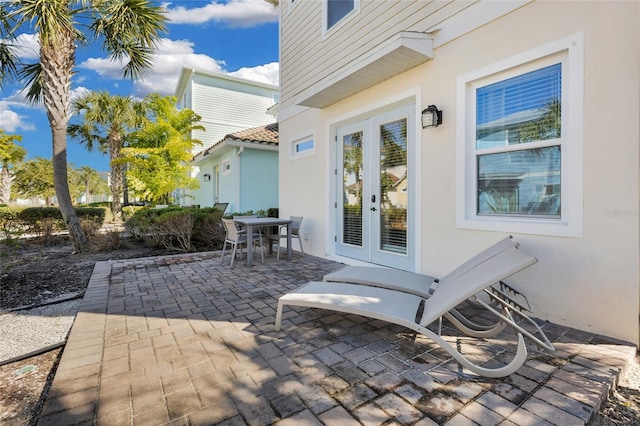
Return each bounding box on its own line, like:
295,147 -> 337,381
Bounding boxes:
222,160 -> 231,175
290,134 -> 316,159
296,139 -> 314,153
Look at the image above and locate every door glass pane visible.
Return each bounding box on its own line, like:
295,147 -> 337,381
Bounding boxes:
379,118 -> 408,254
477,146 -> 560,217
342,130 -> 363,246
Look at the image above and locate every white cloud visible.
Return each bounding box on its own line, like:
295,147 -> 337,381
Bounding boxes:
164,0 -> 278,27
71,86 -> 92,102
11,33 -> 39,60
78,37 -> 279,97
229,62 -> 279,86
0,101 -> 35,132
79,38 -> 225,96
0,85 -> 90,132
2,89 -> 30,107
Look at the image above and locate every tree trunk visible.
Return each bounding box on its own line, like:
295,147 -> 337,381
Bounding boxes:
40,30 -> 89,252
0,166 -> 11,204
110,138 -> 123,222
52,126 -> 87,249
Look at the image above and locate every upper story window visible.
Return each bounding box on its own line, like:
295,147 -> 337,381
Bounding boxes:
324,0 -> 359,33
457,33 -> 583,237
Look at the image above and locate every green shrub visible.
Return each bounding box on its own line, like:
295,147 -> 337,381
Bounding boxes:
0,207 -> 22,240
0,206 -> 106,242
125,206 -> 225,252
125,206 -> 282,253
154,210 -> 196,252
191,207 -> 225,250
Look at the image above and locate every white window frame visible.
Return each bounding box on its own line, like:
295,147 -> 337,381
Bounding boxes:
290,132 -> 316,160
222,159 -> 231,176
456,33 -> 583,237
322,0 -> 360,37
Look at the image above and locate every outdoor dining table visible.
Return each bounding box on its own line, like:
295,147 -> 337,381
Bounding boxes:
233,217 -> 294,267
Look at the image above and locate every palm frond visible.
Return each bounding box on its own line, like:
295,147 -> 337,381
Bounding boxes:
89,0 -> 167,79
0,41 -> 21,86
18,61 -> 44,105
10,0 -> 78,46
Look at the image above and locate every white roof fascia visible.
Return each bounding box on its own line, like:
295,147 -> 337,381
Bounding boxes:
225,140 -> 278,152
191,139 -> 278,165
295,31 -> 433,109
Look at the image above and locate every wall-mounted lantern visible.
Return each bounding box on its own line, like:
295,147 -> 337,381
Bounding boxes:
421,105 -> 442,128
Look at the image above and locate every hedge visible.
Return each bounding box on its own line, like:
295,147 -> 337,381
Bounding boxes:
0,206 -> 106,240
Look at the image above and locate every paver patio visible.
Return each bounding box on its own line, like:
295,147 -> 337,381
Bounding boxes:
37,251 -> 636,425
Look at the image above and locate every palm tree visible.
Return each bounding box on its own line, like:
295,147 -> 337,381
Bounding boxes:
69,92 -> 143,222
1,0 -> 166,252
74,165 -> 107,205
0,130 -> 26,204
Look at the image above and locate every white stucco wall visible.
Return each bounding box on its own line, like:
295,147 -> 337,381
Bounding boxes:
278,1 -> 640,344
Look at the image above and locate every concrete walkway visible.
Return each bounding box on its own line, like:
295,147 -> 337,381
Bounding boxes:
38,251 -> 636,425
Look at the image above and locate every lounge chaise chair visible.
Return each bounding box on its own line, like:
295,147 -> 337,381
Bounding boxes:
275,243 -> 554,378
323,236 -> 532,338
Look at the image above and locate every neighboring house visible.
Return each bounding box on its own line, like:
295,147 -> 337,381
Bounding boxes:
175,67 -> 279,210
190,123 -> 279,213
275,0 -> 639,345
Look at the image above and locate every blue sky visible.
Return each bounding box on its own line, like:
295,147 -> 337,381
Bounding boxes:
0,0 -> 280,172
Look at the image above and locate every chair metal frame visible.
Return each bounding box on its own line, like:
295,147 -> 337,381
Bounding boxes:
220,218 -> 264,267
269,215 -> 304,260
276,242 -> 554,378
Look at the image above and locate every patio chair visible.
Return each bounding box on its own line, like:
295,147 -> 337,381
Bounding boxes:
323,236 -> 532,337
275,243 -> 554,378
268,216 -> 304,260
220,218 -> 264,267
213,202 -> 228,214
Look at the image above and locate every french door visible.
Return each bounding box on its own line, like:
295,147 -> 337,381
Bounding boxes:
336,105 -> 414,270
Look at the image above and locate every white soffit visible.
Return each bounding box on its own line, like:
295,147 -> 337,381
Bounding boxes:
297,32 -> 434,109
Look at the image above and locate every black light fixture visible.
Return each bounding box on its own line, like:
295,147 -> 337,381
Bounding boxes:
203,173 -> 211,182
421,105 -> 442,128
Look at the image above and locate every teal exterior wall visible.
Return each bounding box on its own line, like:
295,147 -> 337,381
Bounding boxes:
238,149 -> 279,213
190,146 -> 278,213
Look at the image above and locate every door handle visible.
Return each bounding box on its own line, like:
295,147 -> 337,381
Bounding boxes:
371,194 -> 376,203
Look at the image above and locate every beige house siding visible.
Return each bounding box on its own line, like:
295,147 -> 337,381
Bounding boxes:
278,0 -> 640,344
280,1 -> 496,109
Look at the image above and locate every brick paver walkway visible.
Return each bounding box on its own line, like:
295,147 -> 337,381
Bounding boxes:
38,251 -> 635,425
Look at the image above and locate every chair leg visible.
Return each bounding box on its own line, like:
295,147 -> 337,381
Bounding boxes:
297,236 -> 304,256
276,236 -> 281,261
230,242 -> 238,268
258,235 -> 264,263
220,240 -> 228,263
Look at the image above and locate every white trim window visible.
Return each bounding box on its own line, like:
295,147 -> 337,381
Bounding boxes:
323,0 -> 359,34
222,159 -> 231,176
290,133 -> 316,159
457,33 -> 583,237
